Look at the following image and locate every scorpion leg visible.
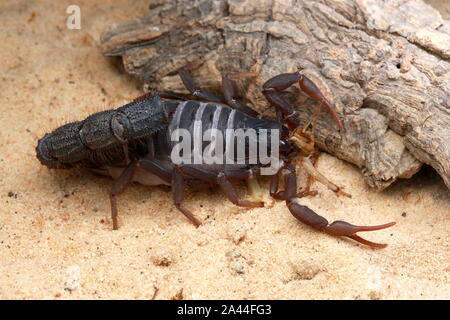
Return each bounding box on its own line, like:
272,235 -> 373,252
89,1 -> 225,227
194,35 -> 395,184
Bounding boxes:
300,154 -> 320,198
122,144 -> 131,164
139,159 -> 172,184
138,159 -> 201,227
221,166 -> 264,203
246,175 -> 263,202
179,68 -> 224,102
109,160 -> 138,230
179,68 -> 258,117
299,157 -> 351,198
222,73 -> 259,117
172,167 -> 202,227
262,71 -> 343,131
133,92 -> 153,102
179,165 -> 264,208
133,90 -> 187,102
179,67 -> 259,117
270,167 -> 289,200
279,164 -> 395,248
217,172 -> 264,208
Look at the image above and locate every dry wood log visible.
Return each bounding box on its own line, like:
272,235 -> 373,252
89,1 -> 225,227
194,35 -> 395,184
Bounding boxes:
100,0 -> 450,189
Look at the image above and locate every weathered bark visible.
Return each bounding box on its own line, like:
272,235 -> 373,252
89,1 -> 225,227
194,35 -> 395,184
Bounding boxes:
100,0 -> 450,189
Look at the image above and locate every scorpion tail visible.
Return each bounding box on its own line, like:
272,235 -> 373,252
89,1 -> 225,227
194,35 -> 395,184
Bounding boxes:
36,133 -> 73,169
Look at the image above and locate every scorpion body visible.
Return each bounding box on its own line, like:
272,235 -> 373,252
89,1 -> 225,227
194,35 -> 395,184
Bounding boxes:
37,96 -> 283,187
36,69 -> 395,248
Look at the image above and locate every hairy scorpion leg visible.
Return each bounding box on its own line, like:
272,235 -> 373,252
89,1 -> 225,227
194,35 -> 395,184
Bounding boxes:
299,157 -> 351,198
109,155 -> 205,230
246,175 -> 264,202
172,167 -> 202,227
179,68 -> 224,103
179,67 -> 260,117
221,72 -> 260,117
109,160 -> 139,230
178,165 -> 264,209
133,90 -> 187,102
295,118 -> 351,197
138,159 -> 202,227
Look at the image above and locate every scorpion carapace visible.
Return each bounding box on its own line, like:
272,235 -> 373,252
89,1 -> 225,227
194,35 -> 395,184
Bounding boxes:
36,69 -> 395,248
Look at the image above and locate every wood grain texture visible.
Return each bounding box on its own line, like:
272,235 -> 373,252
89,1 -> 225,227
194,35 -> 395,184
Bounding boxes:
100,0 -> 450,189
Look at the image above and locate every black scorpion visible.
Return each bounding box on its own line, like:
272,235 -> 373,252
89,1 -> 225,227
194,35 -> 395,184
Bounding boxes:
36,69 -> 395,248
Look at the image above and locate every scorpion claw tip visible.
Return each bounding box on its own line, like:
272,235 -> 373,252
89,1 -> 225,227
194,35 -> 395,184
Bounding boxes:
355,221 -> 396,232
348,221 -> 396,248
325,221 -> 396,248
346,234 -> 389,249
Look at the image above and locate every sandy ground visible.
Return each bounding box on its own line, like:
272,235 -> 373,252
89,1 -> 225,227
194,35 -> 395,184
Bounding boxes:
0,0 -> 448,300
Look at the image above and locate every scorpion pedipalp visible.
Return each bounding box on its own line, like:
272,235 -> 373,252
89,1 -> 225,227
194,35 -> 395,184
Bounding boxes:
324,221 -> 396,248
263,71 -> 343,131
287,196 -> 396,248
273,164 -> 395,248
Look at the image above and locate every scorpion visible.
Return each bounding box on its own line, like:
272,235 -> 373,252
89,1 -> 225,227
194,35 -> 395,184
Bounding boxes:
36,68 -> 395,248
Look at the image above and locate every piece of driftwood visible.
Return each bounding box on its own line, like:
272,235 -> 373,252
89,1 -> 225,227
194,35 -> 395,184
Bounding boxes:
100,0 -> 450,189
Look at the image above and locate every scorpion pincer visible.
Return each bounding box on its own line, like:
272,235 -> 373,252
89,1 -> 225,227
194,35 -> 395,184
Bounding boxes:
36,69 -> 395,248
